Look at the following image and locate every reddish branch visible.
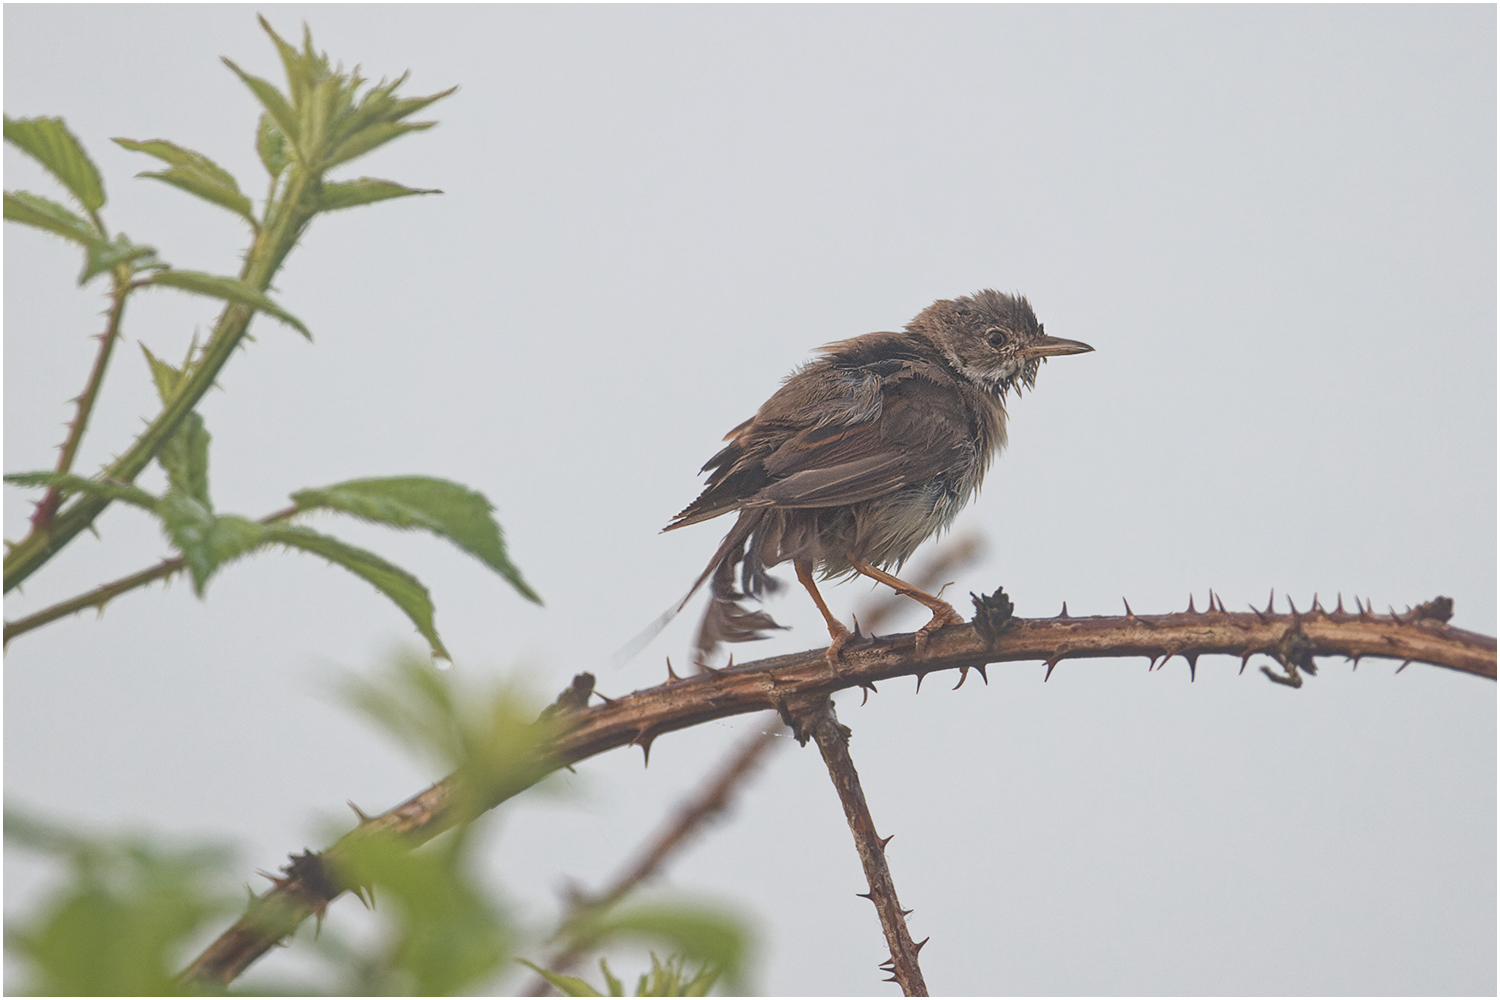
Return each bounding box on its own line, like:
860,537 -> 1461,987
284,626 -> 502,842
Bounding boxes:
804,700 -> 928,996
181,594 -> 1495,988
522,723 -> 784,994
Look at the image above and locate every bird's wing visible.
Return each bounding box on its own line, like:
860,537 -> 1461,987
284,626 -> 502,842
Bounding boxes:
750,376 -> 973,507
665,358 -> 975,528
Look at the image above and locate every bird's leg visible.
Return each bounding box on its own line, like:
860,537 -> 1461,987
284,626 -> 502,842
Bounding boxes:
844,551 -> 965,656
796,559 -> 853,666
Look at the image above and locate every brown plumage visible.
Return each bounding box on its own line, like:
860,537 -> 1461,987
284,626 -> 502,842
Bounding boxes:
666,289 -> 1092,664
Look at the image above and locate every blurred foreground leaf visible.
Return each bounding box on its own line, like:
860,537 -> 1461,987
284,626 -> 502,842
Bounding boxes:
4,809 -> 236,997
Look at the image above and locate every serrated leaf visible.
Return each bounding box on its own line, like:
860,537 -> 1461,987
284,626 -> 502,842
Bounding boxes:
3,190 -> 102,246
316,178 -> 441,213
113,138 -> 255,224
221,58 -> 300,152
261,525 -> 449,658
145,270 -> 310,339
322,120 -> 434,170
515,960 -> 603,998
142,346 -> 212,506
3,116 -> 105,211
80,232 -> 165,285
156,496 -> 264,594
291,477 -> 540,604
137,167 -> 255,223
3,471 -> 158,511
256,114 -> 288,178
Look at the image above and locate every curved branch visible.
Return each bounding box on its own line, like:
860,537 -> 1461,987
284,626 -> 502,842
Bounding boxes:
181,595 -> 1495,988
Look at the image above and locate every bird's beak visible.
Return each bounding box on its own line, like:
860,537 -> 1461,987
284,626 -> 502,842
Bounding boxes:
1020,335 -> 1094,360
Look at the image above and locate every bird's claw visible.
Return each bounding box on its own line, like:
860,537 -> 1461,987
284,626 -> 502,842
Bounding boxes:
913,604 -> 966,657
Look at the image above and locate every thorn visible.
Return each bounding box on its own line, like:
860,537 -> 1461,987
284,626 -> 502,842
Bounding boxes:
1185,654 -> 1198,682
1358,597 -> 1371,618
1251,601 -> 1268,624
1311,593 -> 1323,614
879,833 -> 895,849
859,681 -> 877,706
914,936 -> 931,953
1335,592 -> 1345,614
1388,605 -> 1401,622
856,891 -> 875,901
1395,659 -> 1412,674
665,657 -> 681,682
1058,601 -> 1069,618
973,663 -> 988,685
347,801 -> 373,825
592,689 -> 618,705
883,976 -> 899,984
1239,653 -> 1251,675
1186,593 -> 1197,614
1146,656 -> 1156,672
914,670 -> 928,694
632,727 -> 657,767
1123,597 -> 1136,618
1044,659 -> 1059,681
1287,595 -> 1299,616
850,612 -> 863,638
953,665 -> 971,689
1266,588 -> 1276,615
725,653 -> 736,669
900,907 -> 914,917
1349,656 -> 1361,671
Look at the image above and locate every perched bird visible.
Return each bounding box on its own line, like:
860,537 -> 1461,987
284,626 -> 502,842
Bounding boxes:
666,289 -> 1092,665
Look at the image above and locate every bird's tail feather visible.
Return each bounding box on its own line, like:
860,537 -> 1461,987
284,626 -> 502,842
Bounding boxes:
612,512 -> 785,668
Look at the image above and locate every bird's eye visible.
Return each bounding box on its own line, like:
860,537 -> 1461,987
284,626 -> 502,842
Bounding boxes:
984,326 -> 1007,346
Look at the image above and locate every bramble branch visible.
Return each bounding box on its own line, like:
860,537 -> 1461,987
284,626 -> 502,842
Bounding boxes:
181,593 -> 1495,987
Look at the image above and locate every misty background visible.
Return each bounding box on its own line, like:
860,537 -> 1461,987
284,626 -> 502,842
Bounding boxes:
5,5 -> 1495,995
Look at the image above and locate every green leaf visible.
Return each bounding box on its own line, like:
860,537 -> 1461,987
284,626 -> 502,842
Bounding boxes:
516,960 -> 603,997
599,958 -> 626,997
577,905 -> 751,996
334,834 -> 511,995
141,346 -> 212,506
3,471 -> 158,511
261,525 -> 449,658
5,808 -> 237,997
4,190 -> 102,246
256,113 -> 288,178
221,58 -> 300,152
155,496 -> 266,594
113,138 -> 255,224
145,270 -> 310,339
80,232 -> 165,286
322,120 -> 435,170
3,115 -> 105,211
316,178 -> 441,213
291,477 -> 540,604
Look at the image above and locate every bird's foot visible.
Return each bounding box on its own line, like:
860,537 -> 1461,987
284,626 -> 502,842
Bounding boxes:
913,602 -> 966,657
823,620 -> 855,668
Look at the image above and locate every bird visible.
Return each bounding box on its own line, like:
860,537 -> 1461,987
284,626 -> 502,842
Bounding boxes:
664,289 -> 1092,666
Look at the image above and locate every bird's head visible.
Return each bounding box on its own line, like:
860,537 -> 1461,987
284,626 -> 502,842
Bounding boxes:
917,289 -> 1093,397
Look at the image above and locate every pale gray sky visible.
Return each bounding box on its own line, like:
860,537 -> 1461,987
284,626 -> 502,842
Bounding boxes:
5,5 -> 1495,995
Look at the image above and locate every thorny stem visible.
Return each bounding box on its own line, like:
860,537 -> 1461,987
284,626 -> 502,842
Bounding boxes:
3,170 -> 316,594
522,723 -> 784,995
180,599 -> 1495,988
29,272 -> 133,533
4,505 -> 301,645
804,700 -> 928,996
